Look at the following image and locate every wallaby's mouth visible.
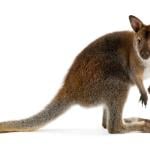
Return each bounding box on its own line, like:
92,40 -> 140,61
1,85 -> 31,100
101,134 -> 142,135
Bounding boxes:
140,50 -> 150,60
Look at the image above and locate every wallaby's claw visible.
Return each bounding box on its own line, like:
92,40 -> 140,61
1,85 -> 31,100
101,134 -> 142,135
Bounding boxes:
148,86 -> 150,94
139,94 -> 148,107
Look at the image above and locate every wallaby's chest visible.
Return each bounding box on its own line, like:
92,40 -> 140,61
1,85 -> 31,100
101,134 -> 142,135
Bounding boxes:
143,59 -> 150,79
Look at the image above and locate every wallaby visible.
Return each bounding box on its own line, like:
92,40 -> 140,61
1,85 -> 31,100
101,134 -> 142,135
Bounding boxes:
1,15 -> 150,134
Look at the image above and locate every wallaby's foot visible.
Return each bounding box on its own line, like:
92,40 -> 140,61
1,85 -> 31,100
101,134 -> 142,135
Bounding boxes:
108,119 -> 150,134
124,117 -> 146,123
124,118 -> 150,133
139,93 -> 148,106
122,117 -> 150,133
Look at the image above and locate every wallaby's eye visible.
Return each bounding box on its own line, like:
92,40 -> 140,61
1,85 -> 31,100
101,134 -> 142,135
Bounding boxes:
137,37 -> 141,44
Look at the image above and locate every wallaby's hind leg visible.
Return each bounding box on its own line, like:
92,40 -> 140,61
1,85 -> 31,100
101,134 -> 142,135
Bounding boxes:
101,109 -> 147,130
102,108 -> 108,129
108,104 -> 150,133
101,109 -> 146,130
108,101 -> 145,133
104,80 -> 150,133
107,96 -> 150,133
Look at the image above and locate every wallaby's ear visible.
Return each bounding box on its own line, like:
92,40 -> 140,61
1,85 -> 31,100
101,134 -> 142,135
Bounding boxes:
129,15 -> 143,32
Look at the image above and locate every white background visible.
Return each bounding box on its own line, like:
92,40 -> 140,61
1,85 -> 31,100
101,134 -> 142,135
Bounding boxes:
0,0 -> 150,149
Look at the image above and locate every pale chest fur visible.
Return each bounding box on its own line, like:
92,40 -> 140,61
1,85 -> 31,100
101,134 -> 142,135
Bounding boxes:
143,59 -> 150,79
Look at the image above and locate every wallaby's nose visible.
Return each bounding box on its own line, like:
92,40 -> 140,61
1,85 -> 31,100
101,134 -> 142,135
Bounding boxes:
140,50 -> 150,59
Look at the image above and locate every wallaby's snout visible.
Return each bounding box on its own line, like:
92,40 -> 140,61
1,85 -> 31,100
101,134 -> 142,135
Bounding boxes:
140,49 -> 150,59
129,15 -> 150,60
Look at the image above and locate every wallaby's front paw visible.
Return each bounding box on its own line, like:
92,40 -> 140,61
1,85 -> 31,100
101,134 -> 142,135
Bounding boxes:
139,93 -> 148,106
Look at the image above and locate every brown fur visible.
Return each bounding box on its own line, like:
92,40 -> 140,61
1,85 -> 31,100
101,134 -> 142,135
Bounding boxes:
0,15 -> 150,133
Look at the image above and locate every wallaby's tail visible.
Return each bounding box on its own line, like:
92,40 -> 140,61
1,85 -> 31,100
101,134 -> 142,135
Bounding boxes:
0,91 -> 72,133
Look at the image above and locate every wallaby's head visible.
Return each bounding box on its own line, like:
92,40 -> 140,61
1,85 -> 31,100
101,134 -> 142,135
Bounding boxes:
129,15 -> 150,60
